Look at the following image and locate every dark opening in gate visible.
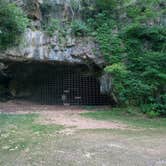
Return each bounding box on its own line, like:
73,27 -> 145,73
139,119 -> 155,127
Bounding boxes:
40,67 -> 110,105
4,62 -> 112,105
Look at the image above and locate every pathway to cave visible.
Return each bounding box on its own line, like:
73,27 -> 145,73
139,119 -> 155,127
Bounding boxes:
0,100 -> 126,130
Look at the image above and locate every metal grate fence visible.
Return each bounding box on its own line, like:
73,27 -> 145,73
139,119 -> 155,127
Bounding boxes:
38,67 -> 111,105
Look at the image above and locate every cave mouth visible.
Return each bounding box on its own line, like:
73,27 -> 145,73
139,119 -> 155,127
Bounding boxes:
1,61 -> 112,106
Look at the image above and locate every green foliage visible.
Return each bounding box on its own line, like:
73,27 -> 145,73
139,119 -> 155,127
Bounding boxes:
126,0 -> 165,23
104,63 -> 128,77
70,0 -> 81,14
87,13 -> 123,62
43,17 -> 89,38
141,96 -> 166,118
71,20 -> 89,36
94,0 -> 117,11
121,26 -> 166,106
122,24 -> 166,52
105,25 -> 166,109
44,19 -> 60,36
43,19 -> 70,47
146,111 -> 160,118
85,0 -> 166,115
0,0 -> 29,49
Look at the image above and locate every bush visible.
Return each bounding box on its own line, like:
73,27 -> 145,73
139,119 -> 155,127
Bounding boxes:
0,0 -> 29,49
94,0 -> 117,11
86,1 -> 166,116
79,0 -> 166,116
146,110 -> 160,118
71,20 -> 89,36
104,63 -> 128,77
141,101 -> 166,118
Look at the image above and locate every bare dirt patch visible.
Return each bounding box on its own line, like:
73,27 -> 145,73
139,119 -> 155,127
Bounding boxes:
0,100 -> 126,129
38,110 -> 126,129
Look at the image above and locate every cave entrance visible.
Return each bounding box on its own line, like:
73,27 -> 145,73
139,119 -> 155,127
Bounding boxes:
40,67 -> 110,105
4,62 -> 111,105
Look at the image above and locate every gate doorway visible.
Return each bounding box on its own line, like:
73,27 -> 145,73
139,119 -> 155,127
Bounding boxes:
39,66 -> 111,105
4,62 -> 112,106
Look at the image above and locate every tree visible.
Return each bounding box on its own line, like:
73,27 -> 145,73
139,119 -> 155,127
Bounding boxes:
0,0 -> 29,49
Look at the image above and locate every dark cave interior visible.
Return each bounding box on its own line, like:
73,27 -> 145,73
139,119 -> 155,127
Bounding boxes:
0,61 -> 112,105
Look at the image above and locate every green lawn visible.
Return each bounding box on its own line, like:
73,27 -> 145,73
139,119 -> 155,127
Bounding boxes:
81,107 -> 166,129
0,113 -> 63,153
0,110 -> 166,166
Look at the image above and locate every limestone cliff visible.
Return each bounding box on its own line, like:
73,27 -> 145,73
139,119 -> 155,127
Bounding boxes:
0,0 -> 104,67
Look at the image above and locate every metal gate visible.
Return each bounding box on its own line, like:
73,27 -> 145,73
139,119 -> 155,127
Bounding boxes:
39,68 -> 110,105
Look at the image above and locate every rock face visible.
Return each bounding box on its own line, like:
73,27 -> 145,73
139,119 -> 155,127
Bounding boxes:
1,29 -> 104,66
1,0 -> 104,67
100,73 -> 112,95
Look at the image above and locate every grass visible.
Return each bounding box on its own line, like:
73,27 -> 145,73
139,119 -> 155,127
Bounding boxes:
0,113 -> 63,153
0,109 -> 166,165
81,107 -> 166,129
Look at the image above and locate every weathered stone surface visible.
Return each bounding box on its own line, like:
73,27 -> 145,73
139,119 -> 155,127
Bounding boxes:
0,63 -> 7,71
1,0 -> 105,67
99,73 -> 112,95
0,29 -> 104,66
0,63 -> 8,77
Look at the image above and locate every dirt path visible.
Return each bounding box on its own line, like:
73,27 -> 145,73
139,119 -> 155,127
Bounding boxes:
0,100 -> 126,129
38,110 -> 127,129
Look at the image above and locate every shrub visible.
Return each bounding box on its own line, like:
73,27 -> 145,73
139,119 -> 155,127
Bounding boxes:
0,0 -> 29,49
94,0 -> 117,11
104,63 -> 128,77
146,110 -> 160,118
71,20 -> 89,36
141,101 -> 166,118
80,0 -> 166,116
86,1 -> 166,115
